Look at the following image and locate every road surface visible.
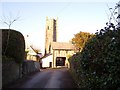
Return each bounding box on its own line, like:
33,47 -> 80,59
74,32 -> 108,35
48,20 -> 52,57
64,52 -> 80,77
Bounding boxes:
5,68 -> 77,88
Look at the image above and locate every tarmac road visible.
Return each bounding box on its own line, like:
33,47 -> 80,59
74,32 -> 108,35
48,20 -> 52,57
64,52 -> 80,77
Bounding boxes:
6,68 -> 77,88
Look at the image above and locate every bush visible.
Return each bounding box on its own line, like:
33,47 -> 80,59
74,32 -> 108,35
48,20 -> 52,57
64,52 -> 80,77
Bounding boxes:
69,52 -> 86,88
69,25 -> 120,89
2,29 -> 25,64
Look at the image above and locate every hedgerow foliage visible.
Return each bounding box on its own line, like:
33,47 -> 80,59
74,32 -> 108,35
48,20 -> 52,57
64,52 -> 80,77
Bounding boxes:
69,24 -> 120,89
2,29 -> 25,64
82,24 -> 120,88
69,2 -> 120,88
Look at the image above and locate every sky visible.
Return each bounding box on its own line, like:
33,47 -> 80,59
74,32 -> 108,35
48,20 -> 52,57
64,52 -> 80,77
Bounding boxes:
0,0 -> 119,54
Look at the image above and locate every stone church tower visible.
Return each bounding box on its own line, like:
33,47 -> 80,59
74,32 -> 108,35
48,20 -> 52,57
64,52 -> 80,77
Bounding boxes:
45,17 -> 58,55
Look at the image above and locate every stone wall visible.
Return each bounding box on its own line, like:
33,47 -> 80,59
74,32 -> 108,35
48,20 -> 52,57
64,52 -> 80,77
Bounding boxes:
2,60 -> 20,86
22,60 -> 40,75
2,60 -> 40,87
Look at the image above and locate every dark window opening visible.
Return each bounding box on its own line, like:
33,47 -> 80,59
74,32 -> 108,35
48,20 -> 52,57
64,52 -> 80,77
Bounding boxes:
56,57 -> 66,66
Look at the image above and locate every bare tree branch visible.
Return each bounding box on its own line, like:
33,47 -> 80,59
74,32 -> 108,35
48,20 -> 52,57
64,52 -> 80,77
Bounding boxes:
106,4 -> 118,24
0,12 -> 21,55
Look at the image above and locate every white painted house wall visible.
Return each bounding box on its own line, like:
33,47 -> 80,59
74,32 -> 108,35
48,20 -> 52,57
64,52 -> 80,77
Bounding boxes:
41,55 -> 53,68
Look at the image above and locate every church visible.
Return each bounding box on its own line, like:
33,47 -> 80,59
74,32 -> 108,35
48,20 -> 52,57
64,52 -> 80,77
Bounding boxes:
43,17 -> 75,68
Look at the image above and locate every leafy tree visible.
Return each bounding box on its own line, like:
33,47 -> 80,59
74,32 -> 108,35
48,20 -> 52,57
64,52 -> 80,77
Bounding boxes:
72,31 -> 94,52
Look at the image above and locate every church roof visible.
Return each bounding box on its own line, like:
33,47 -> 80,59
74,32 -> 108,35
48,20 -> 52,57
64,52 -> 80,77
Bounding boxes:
51,42 -> 75,50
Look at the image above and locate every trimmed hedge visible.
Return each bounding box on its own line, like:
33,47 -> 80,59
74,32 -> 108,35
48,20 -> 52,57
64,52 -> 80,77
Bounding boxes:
2,56 -> 15,63
2,29 -> 25,64
69,25 -> 120,89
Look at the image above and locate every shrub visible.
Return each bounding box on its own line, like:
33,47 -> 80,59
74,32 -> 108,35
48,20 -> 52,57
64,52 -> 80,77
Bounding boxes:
2,29 -> 25,64
2,56 -> 15,63
80,26 -> 120,89
69,52 -> 86,88
69,25 -> 120,89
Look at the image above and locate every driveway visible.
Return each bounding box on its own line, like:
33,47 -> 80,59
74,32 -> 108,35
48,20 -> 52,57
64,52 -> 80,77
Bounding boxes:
6,68 -> 77,88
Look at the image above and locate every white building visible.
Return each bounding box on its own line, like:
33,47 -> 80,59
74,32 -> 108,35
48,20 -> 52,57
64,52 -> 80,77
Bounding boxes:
41,55 -> 53,68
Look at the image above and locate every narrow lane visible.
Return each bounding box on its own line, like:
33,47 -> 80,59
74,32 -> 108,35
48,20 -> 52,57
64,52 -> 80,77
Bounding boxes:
7,68 -> 77,88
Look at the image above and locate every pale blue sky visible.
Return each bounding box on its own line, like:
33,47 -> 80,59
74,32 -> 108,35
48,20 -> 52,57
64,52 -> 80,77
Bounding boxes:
0,1 -> 119,54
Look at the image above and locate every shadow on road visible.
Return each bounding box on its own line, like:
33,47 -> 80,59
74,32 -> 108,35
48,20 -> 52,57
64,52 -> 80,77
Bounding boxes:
3,68 -> 78,89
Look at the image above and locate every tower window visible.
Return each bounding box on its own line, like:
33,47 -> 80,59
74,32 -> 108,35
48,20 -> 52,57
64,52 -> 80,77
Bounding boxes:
48,26 -> 49,30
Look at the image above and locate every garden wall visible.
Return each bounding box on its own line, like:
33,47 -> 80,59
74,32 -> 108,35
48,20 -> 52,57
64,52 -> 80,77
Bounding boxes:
22,60 -> 40,75
2,59 -> 40,87
2,59 -> 21,86
2,29 -> 40,87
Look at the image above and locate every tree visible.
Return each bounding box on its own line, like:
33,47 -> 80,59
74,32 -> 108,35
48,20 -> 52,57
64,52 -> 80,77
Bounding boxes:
105,2 -> 120,28
69,2 -> 120,88
30,45 -> 41,54
0,12 -> 20,55
72,31 -> 94,52
0,12 -> 20,29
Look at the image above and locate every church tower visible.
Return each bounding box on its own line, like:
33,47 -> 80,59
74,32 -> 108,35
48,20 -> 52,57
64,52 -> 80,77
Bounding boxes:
45,17 -> 58,55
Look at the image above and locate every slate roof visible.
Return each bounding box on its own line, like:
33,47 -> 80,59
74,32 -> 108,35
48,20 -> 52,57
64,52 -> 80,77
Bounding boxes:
51,42 -> 75,50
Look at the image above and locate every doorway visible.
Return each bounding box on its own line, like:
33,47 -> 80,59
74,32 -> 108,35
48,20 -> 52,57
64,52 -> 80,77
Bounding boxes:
56,57 -> 66,66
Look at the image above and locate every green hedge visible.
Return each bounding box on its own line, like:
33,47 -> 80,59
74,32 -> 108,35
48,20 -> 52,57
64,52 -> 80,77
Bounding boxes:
69,25 -> 120,89
2,56 -> 15,64
2,29 -> 25,64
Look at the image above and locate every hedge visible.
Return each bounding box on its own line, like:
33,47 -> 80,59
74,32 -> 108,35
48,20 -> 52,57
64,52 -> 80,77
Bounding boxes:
2,29 -> 25,64
69,24 -> 120,89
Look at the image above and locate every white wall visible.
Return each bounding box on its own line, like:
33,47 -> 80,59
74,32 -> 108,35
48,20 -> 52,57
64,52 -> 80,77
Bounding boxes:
42,55 -> 53,68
